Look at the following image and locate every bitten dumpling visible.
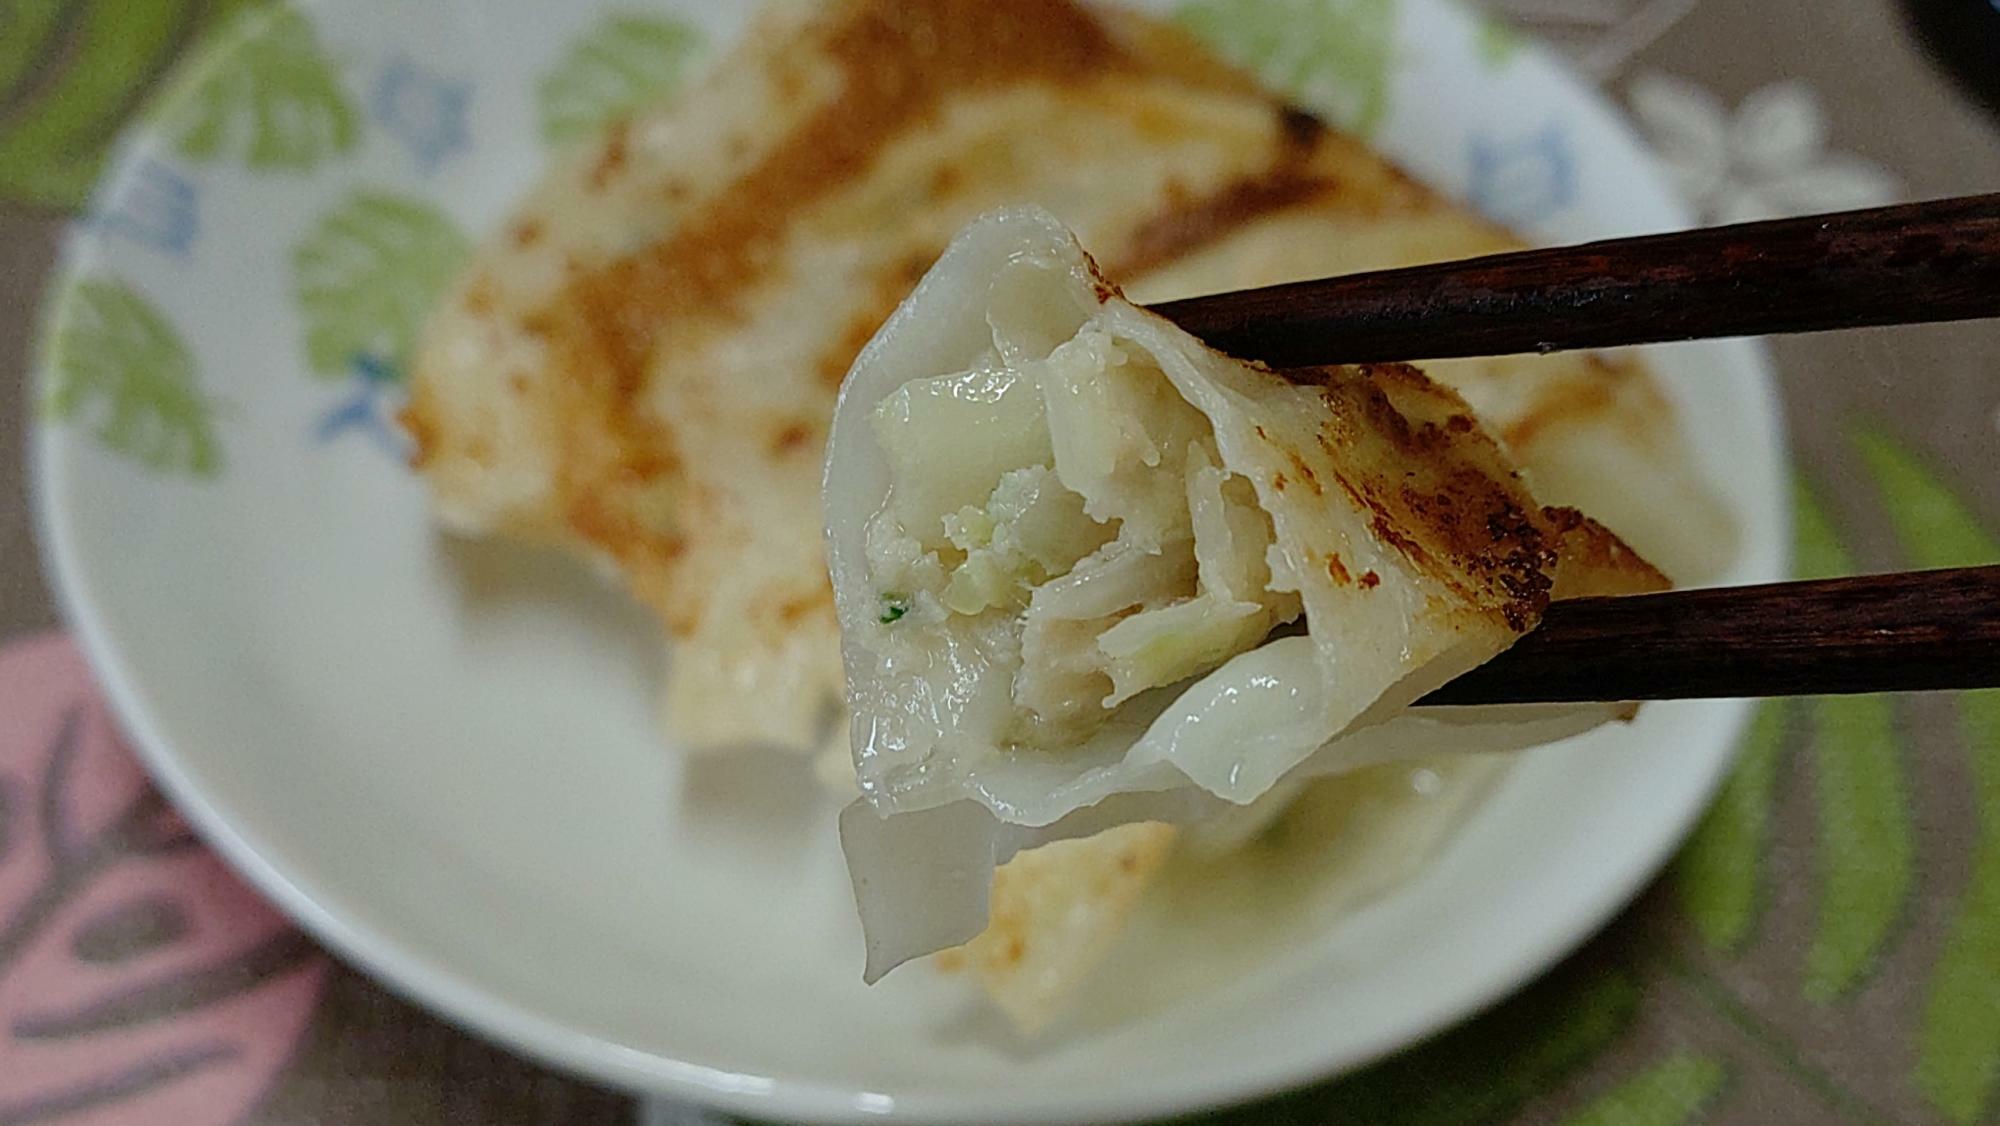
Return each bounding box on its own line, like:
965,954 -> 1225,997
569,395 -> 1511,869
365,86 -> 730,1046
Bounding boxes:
824,209 -> 1668,978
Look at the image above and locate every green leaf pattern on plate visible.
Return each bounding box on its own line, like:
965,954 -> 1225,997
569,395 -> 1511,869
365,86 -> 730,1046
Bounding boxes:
1852,428 -> 2000,1123
1175,0 -> 1398,136
538,14 -> 705,144
1476,16 -> 1525,71
44,279 -> 220,477
1673,700 -> 1791,951
163,1 -> 359,170
0,0 -> 204,208
1793,478 -> 1914,1002
1560,1055 -> 1728,1126
292,192 -> 470,379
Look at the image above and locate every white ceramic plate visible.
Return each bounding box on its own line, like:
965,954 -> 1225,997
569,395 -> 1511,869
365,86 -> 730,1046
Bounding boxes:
32,0 -> 1789,1121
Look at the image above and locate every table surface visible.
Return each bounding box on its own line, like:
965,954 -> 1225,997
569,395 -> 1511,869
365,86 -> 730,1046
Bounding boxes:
3,1 -> 1998,1123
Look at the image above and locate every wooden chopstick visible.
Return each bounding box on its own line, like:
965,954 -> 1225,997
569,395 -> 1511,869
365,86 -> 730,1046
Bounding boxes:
1415,565 -> 2000,707
1149,202 -> 2000,705
1152,195 -> 2000,367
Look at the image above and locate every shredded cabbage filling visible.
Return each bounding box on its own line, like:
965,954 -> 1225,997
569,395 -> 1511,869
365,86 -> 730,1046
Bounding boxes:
865,327 -> 1302,755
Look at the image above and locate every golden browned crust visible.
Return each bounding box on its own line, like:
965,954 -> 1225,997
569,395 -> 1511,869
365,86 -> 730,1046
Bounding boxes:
1103,117 -> 1436,279
953,822 -> 1178,1032
1497,354 -> 1648,451
1292,362 -> 1558,631
403,0 -> 1449,633
556,0 -> 1136,383
1544,505 -> 1673,599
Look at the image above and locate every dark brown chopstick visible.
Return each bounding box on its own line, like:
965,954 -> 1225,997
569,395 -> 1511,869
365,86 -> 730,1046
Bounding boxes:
1416,565 -> 2000,707
1152,195 -> 2000,367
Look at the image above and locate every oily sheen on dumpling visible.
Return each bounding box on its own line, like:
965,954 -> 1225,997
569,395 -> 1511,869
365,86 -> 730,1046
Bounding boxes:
825,209 -> 1670,978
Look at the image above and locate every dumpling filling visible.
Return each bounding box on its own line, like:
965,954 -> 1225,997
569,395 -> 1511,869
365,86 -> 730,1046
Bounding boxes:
824,209 -> 1671,978
865,325 -> 1306,758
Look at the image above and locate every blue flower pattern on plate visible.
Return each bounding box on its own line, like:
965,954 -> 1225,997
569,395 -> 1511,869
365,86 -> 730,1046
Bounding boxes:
72,19 -> 1596,476
86,159 -> 199,258
1468,123 -> 1577,229
313,352 -> 409,458
372,58 -> 471,176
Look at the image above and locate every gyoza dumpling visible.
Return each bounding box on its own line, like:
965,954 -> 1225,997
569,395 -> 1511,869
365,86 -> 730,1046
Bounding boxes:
942,821 -> 1178,1035
1126,215 -> 1737,586
825,209 -> 1669,978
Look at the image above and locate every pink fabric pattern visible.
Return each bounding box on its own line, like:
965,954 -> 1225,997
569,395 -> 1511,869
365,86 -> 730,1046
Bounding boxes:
0,634 -> 327,1125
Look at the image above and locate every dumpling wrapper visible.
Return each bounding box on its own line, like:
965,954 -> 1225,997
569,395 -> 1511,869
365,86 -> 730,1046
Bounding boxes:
825,209 -> 1668,979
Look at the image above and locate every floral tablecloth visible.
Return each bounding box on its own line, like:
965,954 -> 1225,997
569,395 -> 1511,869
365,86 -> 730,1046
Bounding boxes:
2,0 -> 1996,1122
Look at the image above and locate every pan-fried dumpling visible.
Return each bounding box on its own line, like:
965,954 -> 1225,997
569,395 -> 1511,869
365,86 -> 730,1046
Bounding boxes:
825,209 -> 1668,978
1125,213 -> 1737,586
942,821 -> 1178,1035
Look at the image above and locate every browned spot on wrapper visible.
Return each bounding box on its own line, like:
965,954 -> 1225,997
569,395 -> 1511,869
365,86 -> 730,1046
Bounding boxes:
1325,553 -> 1351,584
589,121 -> 631,192
399,406 -> 438,469
771,421 -> 815,455
1305,361 -> 1557,631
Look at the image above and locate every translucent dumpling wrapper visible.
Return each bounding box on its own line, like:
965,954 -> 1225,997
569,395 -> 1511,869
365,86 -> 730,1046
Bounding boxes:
824,209 -> 1670,979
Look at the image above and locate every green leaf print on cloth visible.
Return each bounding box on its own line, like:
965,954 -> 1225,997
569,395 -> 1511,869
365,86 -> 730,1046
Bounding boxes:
164,2 -> 359,170
1793,479 -> 1914,1003
1674,700 -> 1791,952
1671,476 -> 1914,996
1560,1055 -> 1728,1126
1853,428 -> 2000,1124
44,279 -> 220,477
1175,0 -> 1397,136
539,14 -> 705,143
1921,688 -> 2000,1124
1854,428 -> 1998,571
0,0 -> 204,208
1300,961 -> 1642,1126
0,0 -> 68,113
292,192 -> 470,379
